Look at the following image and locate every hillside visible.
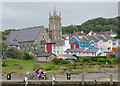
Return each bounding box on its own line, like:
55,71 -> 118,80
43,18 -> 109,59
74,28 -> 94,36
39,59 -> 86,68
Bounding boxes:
62,16 -> 120,34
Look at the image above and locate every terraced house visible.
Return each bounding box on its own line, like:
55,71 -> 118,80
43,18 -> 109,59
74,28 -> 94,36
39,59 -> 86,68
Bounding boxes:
69,33 -> 115,52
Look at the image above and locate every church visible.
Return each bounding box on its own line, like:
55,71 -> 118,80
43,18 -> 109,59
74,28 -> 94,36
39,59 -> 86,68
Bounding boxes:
7,9 -> 64,52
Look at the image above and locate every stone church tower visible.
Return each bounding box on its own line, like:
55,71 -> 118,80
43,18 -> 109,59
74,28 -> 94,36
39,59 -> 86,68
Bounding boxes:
48,9 -> 62,41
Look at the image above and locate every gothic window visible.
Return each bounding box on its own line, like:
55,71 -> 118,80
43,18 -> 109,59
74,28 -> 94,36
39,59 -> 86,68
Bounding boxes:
49,31 -> 52,39
34,44 -> 37,51
41,37 -> 46,49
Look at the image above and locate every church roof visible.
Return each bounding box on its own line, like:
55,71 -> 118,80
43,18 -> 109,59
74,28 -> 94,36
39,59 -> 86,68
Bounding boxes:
7,26 -> 45,43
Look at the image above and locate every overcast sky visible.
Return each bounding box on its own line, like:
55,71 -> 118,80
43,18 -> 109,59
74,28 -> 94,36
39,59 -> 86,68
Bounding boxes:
2,2 -> 118,31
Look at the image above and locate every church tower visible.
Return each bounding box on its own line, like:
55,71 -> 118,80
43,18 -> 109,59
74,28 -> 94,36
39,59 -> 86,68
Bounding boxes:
48,9 -> 62,41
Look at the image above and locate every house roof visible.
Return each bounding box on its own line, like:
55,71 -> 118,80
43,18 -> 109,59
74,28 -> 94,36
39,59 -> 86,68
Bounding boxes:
6,40 -> 18,46
103,31 -> 116,34
65,48 -> 85,53
83,49 -> 99,53
51,40 -> 65,46
32,52 -> 56,57
7,26 -> 45,43
59,54 -> 77,60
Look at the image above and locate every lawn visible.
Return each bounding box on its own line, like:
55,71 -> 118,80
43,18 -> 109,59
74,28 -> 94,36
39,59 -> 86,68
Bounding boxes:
2,58 -> 118,74
2,59 -> 53,73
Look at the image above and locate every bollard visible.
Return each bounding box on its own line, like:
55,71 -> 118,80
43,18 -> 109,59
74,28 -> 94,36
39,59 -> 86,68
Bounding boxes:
110,74 -> 113,86
82,74 -> 84,86
52,74 -> 55,86
25,76 -> 28,86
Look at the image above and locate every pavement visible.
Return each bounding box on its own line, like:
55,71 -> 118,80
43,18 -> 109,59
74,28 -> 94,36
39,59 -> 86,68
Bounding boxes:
1,68 -> 119,82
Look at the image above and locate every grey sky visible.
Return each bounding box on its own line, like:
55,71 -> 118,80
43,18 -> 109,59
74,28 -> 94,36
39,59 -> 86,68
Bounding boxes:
2,2 -> 118,31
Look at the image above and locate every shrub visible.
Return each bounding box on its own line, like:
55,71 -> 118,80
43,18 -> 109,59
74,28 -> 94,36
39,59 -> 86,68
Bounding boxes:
22,51 -> 33,60
98,58 -> 107,63
112,58 -> 118,64
2,60 -> 7,67
60,60 -> 71,64
51,58 -> 63,65
51,58 -> 71,65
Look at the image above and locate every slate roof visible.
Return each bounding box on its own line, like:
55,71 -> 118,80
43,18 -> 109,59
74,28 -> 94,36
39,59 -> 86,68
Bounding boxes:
96,34 -> 115,42
103,31 -> 116,34
65,48 -> 85,53
6,40 -> 18,46
51,40 -> 65,46
7,26 -> 45,43
83,49 -> 99,53
77,36 -> 87,42
7,31 -> 20,42
59,54 -> 77,60
32,52 -> 56,57
71,34 -> 115,43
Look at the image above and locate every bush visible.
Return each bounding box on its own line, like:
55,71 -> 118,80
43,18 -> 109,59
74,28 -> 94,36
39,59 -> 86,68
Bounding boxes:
98,58 -> 108,63
51,58 -> 71,65
112,58 -> 118,64
22,51 -> 32,60
51,58 -> 63,65
2,60 -> 7,67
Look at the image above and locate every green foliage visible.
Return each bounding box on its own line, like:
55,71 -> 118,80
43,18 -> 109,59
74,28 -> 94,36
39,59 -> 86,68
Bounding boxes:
51,58 -> 62,65
61,17 -> 119,34
51,58 -> 71,65
2,29 -> 19,40
2,41 -> 9,50
2,59 -> 7,67
60,60 -> 71,64
98,58 -> 108,63
22,51 -> 32,60
6,47 -> 23,59
62,25 -> 78,34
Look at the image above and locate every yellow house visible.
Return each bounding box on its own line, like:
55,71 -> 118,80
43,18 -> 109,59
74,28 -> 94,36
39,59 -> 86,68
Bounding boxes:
103,39 -> 113,51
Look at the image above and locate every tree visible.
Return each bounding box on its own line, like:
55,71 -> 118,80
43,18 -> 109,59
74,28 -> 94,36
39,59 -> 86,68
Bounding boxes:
22,51 -> 32,60
6,47 -> 23,59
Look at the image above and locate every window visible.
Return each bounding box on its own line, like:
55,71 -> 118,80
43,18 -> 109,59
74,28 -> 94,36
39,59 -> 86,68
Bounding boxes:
74,44 -> 75,49
108,47 -> 111,50
81,42 -> 83,46
46,57 -> 48,60
119,42 -> 120,45
57,51 -> 59,54
92,53 -> 94,56
87,53 -> 89,56
41,37 -> 46,49
113,43 -> 116,45
91,43 -> 94,46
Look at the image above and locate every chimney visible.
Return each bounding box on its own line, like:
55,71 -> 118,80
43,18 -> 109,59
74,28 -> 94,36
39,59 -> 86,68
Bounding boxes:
69,34 -> 72,40
100,31 -> 103,35
78,32 -> 81,36
91,32 -> 94,35
73,31 -> 76,37
108,32 -> 111,36
83,33 -> 86,36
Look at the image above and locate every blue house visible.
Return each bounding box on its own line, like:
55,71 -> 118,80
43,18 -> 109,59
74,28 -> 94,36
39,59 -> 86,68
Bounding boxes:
69,36 -> 95,49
